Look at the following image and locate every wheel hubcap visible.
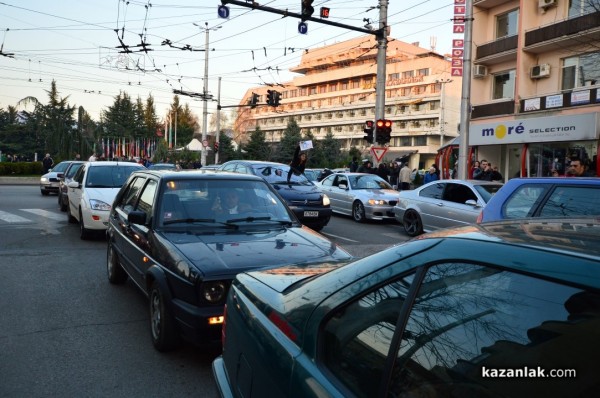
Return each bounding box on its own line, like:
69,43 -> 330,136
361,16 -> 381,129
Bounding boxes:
151,292 -> 161,339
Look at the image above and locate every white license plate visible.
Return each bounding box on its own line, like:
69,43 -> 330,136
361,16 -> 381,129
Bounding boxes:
303,211 -> 319,217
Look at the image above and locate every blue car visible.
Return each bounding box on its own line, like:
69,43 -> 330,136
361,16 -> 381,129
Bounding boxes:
477,177 -> 600,223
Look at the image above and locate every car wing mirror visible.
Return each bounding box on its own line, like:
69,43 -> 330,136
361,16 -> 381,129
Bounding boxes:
338,183 -> 348,190
128,210 -> 147,225
465,199 -> 480,207
57,172 -> 65,179
67,181 -> 80,189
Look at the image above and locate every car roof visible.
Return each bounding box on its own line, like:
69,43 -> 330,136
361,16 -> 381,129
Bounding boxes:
504,177 -> 600,185
222,160 -> 289,168
129,169 -> 265,182
87,161 -> 144,167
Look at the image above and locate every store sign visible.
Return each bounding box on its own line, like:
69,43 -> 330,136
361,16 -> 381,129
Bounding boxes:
524,98 -> 540,111
470,113 -> 598,145
546,94 -> 563,108
571,90 -> 590,105
452,1 -> 466,77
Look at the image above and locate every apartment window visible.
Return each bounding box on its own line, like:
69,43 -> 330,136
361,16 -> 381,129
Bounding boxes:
388,73 -> 400,80
414,85 -> 427,95
309,87 -> 317,95
562,52 -> 600,90
399,121 -> 407,129
569,0 -> 596,17
431,83 -> 441,93
402,70 -> 414,79
417,68 -> 429,76
300,88 -> 307,96
341,81 -> 348,90
496,9 -> 518,38
351,79 -> 360,88
492,70 -> 516,100
400,137 -> 411,146
414,136 -> 427,146
319,85 -> 327,94
430,101 -> 440,110
401,88 -> 411,96
289,89 -> 298,98
329,83 -> 337,92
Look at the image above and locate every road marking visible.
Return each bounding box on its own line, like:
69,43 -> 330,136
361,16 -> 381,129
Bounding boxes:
21,209 -> 65,221
0,210 -> 32,223
321,232 -> 360,243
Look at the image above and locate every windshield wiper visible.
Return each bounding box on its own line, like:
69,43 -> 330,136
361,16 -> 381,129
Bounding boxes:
163,218 -> 237,229
224,216 -> 292,226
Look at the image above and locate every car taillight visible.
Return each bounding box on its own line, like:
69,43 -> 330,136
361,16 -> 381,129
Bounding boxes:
476,211 -> 483,224
221,303 -> 227,347
268,311 -> 298,343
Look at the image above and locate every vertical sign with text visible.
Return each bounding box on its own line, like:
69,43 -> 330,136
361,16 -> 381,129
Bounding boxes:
452,0 -> 466,77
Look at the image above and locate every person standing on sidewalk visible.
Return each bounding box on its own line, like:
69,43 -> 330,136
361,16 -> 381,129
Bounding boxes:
42,153 -> 54,173
399,163 -> 411,191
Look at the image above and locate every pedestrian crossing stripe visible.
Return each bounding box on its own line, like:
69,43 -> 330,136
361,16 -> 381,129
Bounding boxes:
0,210 -> 32,223
21,209 -> 65,221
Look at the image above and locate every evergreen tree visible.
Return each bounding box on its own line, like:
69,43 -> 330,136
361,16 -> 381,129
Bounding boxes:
102,91 -> 137,139
216,133 -> 235,163
143,94 -> 159,138
244,126 -> 269,160
320,131 -> 342,168
276,119 -> 302,163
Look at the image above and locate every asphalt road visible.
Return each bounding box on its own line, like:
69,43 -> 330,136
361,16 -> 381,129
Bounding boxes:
0,184 -> 409,397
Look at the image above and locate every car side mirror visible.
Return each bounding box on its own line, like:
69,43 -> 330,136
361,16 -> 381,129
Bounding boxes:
57,173 -> 65,179
338,183 -> 348,190
128,210 -> 147,225
67,181 -> 80,189
465,199 -> 480,207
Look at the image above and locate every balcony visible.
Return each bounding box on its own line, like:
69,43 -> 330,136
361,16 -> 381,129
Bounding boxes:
474,0 -> 513,9
475,35 -> 518,65
471,100 -> 514,119
524,12 -> 600,54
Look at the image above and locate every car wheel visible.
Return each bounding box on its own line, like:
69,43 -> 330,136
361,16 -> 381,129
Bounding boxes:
67,204 -> 77,224
403,210 -> 423,237
41,190 -> 49,196
79,209 -> 91,240
352,201 -> 366,223
149,281 -> 180,351
107,243 -> 128,284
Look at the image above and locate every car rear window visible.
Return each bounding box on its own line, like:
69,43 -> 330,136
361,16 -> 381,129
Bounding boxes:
503,185 -> 548,218
86,166 -> 143,188
539,185 -> 600,217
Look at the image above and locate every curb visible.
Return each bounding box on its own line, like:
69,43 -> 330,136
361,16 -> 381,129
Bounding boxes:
0,177 -> 39,185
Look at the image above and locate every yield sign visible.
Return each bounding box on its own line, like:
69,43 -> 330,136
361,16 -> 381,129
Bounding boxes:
371,147 -> 388,162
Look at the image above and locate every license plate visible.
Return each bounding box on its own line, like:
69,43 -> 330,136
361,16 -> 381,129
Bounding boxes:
303,211 -> 319,217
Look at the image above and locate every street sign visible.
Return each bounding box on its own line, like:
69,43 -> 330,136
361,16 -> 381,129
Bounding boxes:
298,22 -> 308,35
202,139 -> 209,148
371,147 -> 388,162
218,5 -> 230,19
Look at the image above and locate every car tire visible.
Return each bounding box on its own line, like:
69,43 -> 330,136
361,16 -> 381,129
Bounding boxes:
352,201 -> 366,223
107,243 -> 128,284
41,190 -> 49,196
67,205 -> 77,224
79,209 -> 91,240
403,210 -> 423,237
149,281 -> 180,352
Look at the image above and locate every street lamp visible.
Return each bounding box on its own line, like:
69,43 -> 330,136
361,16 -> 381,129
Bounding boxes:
193,22 -> 221,166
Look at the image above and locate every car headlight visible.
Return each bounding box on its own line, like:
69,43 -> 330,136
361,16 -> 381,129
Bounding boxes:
368,199 -> 387,205
322,194 -> 330,206
202,281 -> 227,303
40,177 -> 48,182
89,199 -> 112,211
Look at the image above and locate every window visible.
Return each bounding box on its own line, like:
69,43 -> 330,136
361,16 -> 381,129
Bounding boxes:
417,68 -> 429,76
319,85 -> 326,94
388,73 -> 400,80
322,272 -> 415,398
420,183 -> 444,199
401,88 -> 411,96
390,262 -> 596,397
561,52 -> 600,90
309,87 -> 317,95
120,177 -> 146,213
569,0 -> 597,17
442,183 -> 477,204
414,86 -> 427,95
402,70 -> 414,79
496,9 -> 518,38
400,137 -> 411,146
503,185 -> 548,218
414,136 -> 426,146
341,81 -> 348,90
539,186 -> 600,217
493,70 -> 516,100
329,83 -> 337,92
352,79 -> 360,89
430,101 -> 440,110
137,180 -> 157,221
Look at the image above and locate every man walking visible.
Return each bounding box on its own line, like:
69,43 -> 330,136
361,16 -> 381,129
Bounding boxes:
399,163 -> 411,190
42,153 -> 54,173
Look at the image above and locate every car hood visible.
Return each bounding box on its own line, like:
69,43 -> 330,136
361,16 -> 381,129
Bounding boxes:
358,188 -> 399,198
84,187 -> 121,204
42,172 -> 61,179
158,226 -> 351,277
271,183 -> 323,200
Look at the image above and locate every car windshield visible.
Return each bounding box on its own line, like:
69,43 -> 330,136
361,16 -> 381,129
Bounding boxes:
159,178 -> 293,228
348,174 -> 393,190
474,184 -> 504,203
85,166 -> 143,188
255,165 -> 313,186
51,162 -> 71,173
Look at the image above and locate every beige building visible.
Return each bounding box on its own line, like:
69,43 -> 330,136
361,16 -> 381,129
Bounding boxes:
234,35 -> 461,170
466,0 -> 600,178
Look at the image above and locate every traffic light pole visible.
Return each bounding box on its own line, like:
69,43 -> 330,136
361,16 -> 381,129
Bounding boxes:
215,77 -> 222,164
373,0 -> 388,154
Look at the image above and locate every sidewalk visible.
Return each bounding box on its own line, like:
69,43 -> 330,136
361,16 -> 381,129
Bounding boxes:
0,176 -> 39,185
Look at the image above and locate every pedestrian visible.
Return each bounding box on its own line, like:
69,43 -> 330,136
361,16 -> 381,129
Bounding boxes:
566,157 -> 596,177
388,162 -> 399,189
42,153 -> 54,173
399,163 -> 411,190
88,153 -> 97,161
424,166 -> 439,184
74,154 -> 81,161
348,157 -> 359,172
287,144 -> 307,183
357,159 -> 369,173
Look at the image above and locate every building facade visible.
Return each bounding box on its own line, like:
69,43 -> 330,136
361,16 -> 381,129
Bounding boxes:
466,0 -> 600,178
234,35 -> 461,170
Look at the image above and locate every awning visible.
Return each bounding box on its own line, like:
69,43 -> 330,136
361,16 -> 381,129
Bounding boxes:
385,150 -> 419,161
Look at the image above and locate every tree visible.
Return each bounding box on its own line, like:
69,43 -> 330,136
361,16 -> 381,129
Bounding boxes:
319,131 -> 342,168
215,133 -> 235,163
275,118 -> 302,163
102,91 -> 137,139
143,94 -> 160,137
244,126 -> 269,160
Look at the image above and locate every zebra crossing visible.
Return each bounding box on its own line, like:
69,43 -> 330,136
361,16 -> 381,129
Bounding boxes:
0,208 -> 66,225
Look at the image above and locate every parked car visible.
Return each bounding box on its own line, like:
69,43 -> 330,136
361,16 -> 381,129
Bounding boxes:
394,179 -> 503,236
303,168 -> 322,182
67,161 -> 145,239
106,169 -> 352,351
317,172 -> 398,222
478,177 -> 600,223
58,161 -> 86,211
213,218 -> 600,398
40,161 -> 72,195
218,160 -> 332,231
148,163 -> 178,171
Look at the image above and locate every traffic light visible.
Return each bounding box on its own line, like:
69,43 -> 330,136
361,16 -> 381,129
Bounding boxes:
301,0 -> 314,21
376,119 -> 393,144
273,91 -> 281,107
249,92 -> 259,108
266,90 -> 274,106
363,120 -> 374,143
214,141 -> 219,152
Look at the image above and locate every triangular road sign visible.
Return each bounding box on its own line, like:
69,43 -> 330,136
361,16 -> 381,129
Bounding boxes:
371,147 -> 388,162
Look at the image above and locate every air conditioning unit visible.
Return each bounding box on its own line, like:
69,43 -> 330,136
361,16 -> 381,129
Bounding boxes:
531,63 -> 551,79
473,65 -> 488,78
539,0 -> 556,9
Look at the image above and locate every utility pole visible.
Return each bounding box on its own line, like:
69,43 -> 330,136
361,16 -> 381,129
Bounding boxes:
374,0 -> 388,152
215,77 -> 222,164
436,78 -> 452,147
457,0 -> 473,180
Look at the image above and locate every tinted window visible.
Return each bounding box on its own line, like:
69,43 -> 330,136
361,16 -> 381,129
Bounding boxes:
74,165 -> 86,184
52,162 -> 71,173
539,186 -> 600,217
119,177 -> 146,213
322,273 -> 416,398
137,180 -> 157,222
65,163 -> 84,179
420,183 -> 444,199
85,166 -> 143,188
503,185 -> 547,218
442,183 -> 477,204
390,262 -> 598,397
221,163 -> 236,172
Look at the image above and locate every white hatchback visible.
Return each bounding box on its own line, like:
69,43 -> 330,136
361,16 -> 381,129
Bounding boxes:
67,161 -> 145,239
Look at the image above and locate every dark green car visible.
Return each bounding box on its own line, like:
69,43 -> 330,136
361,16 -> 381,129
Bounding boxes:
213,219 -> 600,397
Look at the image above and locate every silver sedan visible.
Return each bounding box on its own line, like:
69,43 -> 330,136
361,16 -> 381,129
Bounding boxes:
394,179 -> 503,236
317,173 -> 398,222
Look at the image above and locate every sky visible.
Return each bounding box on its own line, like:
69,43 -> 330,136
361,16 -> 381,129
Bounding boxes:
0,0 -> 457,123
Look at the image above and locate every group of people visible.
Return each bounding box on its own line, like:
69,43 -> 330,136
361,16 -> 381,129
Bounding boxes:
471,160 -> 503,181
347,157 -> 437,190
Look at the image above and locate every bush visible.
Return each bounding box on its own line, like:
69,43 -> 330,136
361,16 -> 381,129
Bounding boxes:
0,161 -> 43,175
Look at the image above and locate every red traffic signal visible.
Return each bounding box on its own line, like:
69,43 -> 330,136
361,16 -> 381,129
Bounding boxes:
214,142 -> 219,152
375,119 -> 392,144
320,7 -> 330,18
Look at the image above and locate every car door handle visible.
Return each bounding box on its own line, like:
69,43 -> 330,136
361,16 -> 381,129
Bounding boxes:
436,202 -> 444,206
